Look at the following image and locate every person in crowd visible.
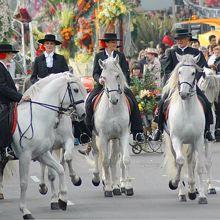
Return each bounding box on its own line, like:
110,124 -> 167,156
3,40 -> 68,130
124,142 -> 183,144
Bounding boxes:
162,30 -> 174,48
130,62 -> 143,79
138,50 -> 146,61
153,28 -> 214,142
30,34 -> 69,84
138,48 -> 148,73
156,43 -> 167,81
144,48 -> 161,86
208,45 -> 220,67
0,43 -> 30,160
191,38 -> 200,49
207,35 -> 217,56
78,33 -> 144,155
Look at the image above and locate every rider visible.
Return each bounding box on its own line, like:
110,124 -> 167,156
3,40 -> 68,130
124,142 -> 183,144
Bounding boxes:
153,28 -> 214,141
0,43 -> 30,160
78,33 -> 144,155
30,34 -> 69,84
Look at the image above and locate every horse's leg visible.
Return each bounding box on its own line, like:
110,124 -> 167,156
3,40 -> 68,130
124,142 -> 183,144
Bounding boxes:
178,181 -> 187,202
91,134 -> 100,186
37,151 -> 67,210
110,139 -> 121,196
169,137 -> 183,190
187,148 -> 197,200
98,135 -> 112,197
66,159 -> 82,186
0,160 -> 6,200
47,166 -> 60,210
39,163 -> 48,195
19,152 -> 34,219
195,138 -> 208,204
120,132 -> 133,196
204,141 -> 216,194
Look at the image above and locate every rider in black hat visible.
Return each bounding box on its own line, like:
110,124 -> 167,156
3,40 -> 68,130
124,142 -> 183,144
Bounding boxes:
153,28 -> 214,141
78,33 -> 144,155
0,43 -> 30,160
30,34 -> 69,84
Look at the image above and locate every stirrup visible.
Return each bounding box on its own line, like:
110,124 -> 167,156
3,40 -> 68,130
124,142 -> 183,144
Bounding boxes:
80,133 -> 91,144
5,147 -> 14,160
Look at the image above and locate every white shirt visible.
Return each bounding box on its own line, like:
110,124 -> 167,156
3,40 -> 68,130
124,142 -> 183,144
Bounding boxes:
44,51 -> 54,68
105,49 -> 114,58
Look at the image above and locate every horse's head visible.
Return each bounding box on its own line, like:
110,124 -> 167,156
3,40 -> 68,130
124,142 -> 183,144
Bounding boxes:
175,54 -> 202,100
98,55 -> 127,105
60,73 -> 87,121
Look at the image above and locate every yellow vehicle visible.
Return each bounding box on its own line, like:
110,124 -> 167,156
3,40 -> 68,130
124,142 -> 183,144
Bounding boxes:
175,18 -> 220,47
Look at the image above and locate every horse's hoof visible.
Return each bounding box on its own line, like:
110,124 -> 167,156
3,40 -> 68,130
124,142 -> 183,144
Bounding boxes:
23,214 -> 35,219
51,202 -> 60,210
92,179 -> 100,186
188,192 -> 197,200
179,195 -> 187,202
125,188 -> 134,196
198,197 -> 208,204
73,177 -> 82,186
208,188 -> 217,195
104,191 -> 113,197
39,183 -> 48,195
121,187 -> 125,194
169,180 -> 178,190
196,188 -> 199,194
113,188 -> 121,196
0,193 -> 4,200
58,199 -> 67,211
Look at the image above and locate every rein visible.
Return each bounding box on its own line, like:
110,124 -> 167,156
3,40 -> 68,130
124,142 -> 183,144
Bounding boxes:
17,81 -> 84,148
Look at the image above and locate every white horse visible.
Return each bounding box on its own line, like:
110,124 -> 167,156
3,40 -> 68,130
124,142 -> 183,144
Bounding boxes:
90,55 -> 133,197
163,54 -> 208,204
10,72 -> 85,219
198,67 -> 220,194
37,75 -> 87,209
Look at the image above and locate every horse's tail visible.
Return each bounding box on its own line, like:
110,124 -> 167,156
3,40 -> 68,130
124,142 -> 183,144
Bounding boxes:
2,160 -> 18,181
163,133 -> 189,180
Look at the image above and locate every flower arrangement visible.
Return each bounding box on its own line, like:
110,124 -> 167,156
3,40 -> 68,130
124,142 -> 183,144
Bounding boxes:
60,27 -> 73,41
130,69 -> 161,115
97,0 -> 130,26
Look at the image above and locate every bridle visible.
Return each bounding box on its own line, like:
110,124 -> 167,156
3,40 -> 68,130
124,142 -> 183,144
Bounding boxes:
104,84 -> 122,98
178,64 -> 197,97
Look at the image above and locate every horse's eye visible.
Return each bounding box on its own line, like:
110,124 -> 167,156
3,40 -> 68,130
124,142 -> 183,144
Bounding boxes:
192,72 -> 195,75
116,75 -> 119,79
74,88 -> 79,93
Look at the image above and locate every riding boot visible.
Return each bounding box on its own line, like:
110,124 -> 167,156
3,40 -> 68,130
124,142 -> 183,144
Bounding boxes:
124,89 -> 144,143
153,99 -> 164,141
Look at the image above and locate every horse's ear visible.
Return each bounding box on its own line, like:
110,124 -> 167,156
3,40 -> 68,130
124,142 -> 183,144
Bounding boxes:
193,54 -> 200,63
176,52 -> 183,62
114,54 -> 120,65
98,59 -> 105,69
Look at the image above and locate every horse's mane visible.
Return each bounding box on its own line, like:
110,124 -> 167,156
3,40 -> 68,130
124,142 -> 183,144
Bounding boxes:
24,72 -> 86,98
104,57 -> 128,89
163,55 -> 203,100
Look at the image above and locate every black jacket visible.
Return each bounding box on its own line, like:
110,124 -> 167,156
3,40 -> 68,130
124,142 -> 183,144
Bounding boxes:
0,63 -> 22,105
164,46 -> 208,82
93,50 -> 130,86
214,57 -> 220,75
30,53 -> 69,84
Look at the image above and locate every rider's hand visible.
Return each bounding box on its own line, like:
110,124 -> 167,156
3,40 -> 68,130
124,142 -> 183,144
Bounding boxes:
99,77 -> 105,85
22,95 -> 31,102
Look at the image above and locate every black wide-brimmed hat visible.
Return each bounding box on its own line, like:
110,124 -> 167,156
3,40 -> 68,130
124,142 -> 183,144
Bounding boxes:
174,28 -> 191,39
38,34 -> 62,45
99,33 -> 121,41
0,44 -> 19,53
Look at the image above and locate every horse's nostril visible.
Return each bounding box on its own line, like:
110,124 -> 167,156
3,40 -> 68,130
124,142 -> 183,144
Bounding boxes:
81,113 -> 86,118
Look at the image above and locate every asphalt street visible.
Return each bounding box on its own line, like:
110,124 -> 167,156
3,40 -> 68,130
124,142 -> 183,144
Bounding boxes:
1,142 -> 220,220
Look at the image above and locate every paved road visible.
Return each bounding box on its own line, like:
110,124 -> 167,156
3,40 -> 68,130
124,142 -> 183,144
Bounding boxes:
1,142 -> 220,220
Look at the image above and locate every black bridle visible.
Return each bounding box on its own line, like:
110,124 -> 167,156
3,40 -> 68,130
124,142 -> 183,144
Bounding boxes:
104,84 -> 122,98
178,64 -> 197,96
18,81 -> 85,147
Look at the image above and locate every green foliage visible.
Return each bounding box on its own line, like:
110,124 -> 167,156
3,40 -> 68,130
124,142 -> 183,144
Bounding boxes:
130,69 -> 161,115
132,13 -> 174,51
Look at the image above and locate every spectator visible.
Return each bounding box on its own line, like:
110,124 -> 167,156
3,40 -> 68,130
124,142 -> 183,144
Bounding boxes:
162,31 -> 174,48
207,35 -> 217,56
208,45 -> 220,67
191,38 -> 200,49
130,62 -> 143,79
200,46 -> 209,61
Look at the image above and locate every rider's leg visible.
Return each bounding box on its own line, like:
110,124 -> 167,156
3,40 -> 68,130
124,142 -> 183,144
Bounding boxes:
0,104 -> 14,159
78,86 -> 102,155
124,88 -> 144,143
196,86 -> 214,141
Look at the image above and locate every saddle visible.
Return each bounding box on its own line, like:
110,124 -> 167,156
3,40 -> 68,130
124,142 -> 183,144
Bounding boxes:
92,91 -> 132,114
